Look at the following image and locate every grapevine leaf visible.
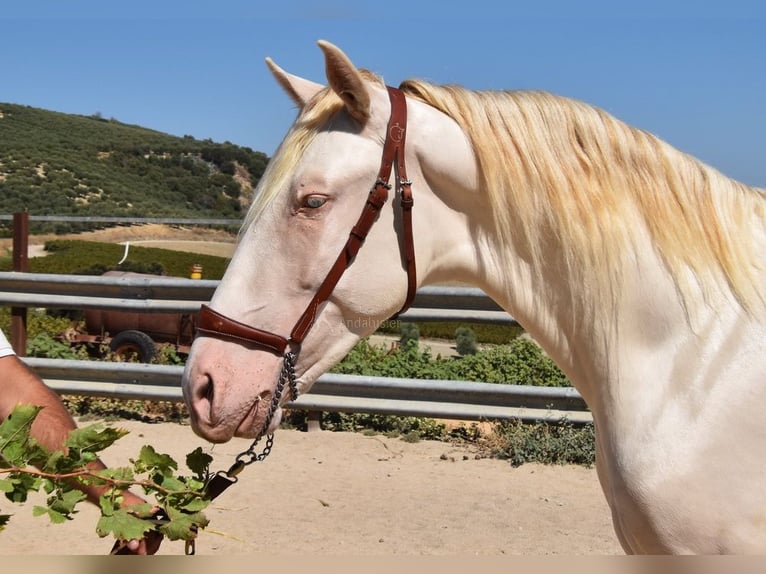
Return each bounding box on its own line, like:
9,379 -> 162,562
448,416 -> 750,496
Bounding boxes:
156,475 -> 186,492
178,496 -> 209,513
99,495 -> 116,517
41,450 -> 65,473
96,507 -> 153,541
49,488 -> 87,515
41,477 -> 56,494
186,447 -> 213,480
3,474 -> 41,503
0,478 -> 13,493
120,501 -> 155,519
33,505 -> 69,524
0,405 -> 43,466
160,506 -> 209,541
134,445 -> 177,476
65,424 -> 128,455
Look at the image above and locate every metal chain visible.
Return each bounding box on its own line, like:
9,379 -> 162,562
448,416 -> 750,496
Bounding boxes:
206,351 -> 298,483
234,350 -> 297,464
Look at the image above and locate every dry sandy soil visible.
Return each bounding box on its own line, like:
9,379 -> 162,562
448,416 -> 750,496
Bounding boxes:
0,419 -> 621,556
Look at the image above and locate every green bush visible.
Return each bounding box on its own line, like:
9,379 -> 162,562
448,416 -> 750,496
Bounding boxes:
332,336 -> 570,387
298,411 -> 448,441
455,326 -> 478,356
26,333 -> 89,360
491,419 -> 596,467
451,337 -> 570,387
399,322 -> 420,345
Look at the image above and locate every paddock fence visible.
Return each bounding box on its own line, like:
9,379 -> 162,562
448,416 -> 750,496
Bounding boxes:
0,271 -> 591,426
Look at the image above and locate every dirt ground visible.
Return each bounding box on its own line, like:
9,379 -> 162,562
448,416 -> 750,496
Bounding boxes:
0,419 -> 622,556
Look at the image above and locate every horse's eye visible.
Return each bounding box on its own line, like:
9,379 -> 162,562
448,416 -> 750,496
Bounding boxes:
303,195 -> 327,209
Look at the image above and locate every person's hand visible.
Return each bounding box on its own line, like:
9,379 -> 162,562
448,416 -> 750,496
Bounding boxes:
109,493 -> 165,555
110,528 -> 164,555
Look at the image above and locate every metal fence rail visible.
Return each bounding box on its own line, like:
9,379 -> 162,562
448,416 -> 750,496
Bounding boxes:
2,272 -> 591,424
23,358 -> 591,425
0,272 -> 518,324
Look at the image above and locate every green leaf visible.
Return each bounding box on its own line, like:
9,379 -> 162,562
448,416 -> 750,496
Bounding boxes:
134,445 -> 178,476
48,488 -> 87,516
41,450 -> 65,472
96,507 -> 153,541
65,424 -> 128,455
0,405 -> 44,466
3,474 -> 40,503
0,478 -> 13,493
178,497 -> 209,513
120,501 -> 155,520
0,405 -> 41,445
98,493 -> 119,517
156,475 -> 186,492
33,505 -> 69,524
186,447 -> 213,480
160,506 -> 209,541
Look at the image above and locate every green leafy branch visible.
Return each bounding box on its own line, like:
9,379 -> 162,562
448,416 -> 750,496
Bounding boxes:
0,404 -> 213,548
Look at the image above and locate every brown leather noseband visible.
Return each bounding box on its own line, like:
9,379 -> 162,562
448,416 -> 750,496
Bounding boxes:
196,86 -> 416,355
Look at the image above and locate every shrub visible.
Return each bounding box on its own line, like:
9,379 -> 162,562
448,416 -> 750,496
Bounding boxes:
452,337 -> 570,387
491,419 -> 596,467
455,326 -> 478,356
399,322 -> 419,345
26,333 -> 89,360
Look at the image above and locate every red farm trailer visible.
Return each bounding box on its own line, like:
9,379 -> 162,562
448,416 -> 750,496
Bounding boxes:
58,271 -> 199,362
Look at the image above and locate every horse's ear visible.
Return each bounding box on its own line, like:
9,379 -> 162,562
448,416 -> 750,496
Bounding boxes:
317,40 -> 371,123
265,57 -> 324,108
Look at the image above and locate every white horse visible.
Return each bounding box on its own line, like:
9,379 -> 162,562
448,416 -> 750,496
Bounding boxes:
182,40 -> 766,554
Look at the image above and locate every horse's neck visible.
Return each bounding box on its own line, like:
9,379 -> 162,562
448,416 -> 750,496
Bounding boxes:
458,220 -> 693,411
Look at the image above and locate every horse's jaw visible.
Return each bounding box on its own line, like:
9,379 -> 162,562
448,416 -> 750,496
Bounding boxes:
181,337 -> 286,443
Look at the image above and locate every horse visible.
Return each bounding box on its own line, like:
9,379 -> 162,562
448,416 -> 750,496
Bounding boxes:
182,40 -> 766,554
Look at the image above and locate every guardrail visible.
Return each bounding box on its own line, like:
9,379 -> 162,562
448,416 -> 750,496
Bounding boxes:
23,358 -> 591,425
2,272 -> 590,424
0,271 -> 518,324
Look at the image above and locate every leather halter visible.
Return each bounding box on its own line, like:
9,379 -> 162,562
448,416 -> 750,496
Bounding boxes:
195,86 -> 416,354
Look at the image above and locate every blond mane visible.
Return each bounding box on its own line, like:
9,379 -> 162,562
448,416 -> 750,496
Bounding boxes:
400,79 -> 765,316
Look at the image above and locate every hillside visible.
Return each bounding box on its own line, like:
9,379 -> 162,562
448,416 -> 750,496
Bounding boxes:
0,102 -> 269,232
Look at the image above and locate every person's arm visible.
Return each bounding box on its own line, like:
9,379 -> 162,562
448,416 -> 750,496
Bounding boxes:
0,351 -> 162,554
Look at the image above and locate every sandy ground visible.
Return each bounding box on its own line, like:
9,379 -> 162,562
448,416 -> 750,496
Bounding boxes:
0,419 -> 621,556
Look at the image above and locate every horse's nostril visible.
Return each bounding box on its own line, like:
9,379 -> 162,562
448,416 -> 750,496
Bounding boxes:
192,372 -> 214,407
203,377 -> 214,403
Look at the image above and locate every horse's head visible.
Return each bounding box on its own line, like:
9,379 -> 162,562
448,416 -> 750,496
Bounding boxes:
182,41 -> 481,443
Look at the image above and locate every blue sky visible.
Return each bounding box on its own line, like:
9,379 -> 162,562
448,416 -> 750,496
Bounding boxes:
2,2 -> 765,187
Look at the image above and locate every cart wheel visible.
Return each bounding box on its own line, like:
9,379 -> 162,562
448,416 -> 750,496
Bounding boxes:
109,330 -> 157,363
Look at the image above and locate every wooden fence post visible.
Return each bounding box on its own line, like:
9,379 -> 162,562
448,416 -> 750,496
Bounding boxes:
11,212 -> 29,355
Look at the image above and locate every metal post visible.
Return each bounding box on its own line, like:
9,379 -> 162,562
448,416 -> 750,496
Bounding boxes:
306,411 -> 322,432
11,212 -> 29,355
